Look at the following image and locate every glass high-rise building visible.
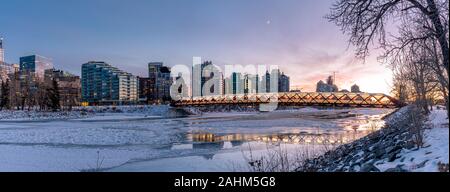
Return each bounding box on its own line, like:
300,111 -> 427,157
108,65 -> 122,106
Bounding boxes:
278,72 -> 290,93
0,37 -> 4,64
145,62 -> 173,102
261,69 -> 290,93
192,61 -> 223,97
81,61 -> 137,105
224,72 -> 244,95
19,55 -> 53,80
0,37 -> 8,81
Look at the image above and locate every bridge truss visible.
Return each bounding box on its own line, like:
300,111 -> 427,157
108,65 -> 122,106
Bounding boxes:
172,92 -> 404,108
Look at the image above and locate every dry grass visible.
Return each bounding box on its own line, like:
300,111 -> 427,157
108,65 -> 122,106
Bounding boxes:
438,162 -> 449,172
408,105 -> 427,148
240,143 -> 335,172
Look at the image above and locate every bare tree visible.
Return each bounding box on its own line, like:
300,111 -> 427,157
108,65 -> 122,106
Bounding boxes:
391,67 -> 411,103
386,12 -> 448,113
328,0 -> 449,116
328,0 -> 448,71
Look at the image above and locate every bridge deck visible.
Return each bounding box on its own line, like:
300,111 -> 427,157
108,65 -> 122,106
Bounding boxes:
172,92 -> 404,108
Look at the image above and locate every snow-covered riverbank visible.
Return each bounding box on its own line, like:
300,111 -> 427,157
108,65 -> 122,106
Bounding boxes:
0,110 -> 93,121
0,105 -> 172,122
297,106 -> 449,172
375,108 -> 449,172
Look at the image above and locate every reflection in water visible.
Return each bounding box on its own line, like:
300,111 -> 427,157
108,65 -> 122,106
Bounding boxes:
186,113 -> 386,146
109,109 -> 393,171
187,130 -> 374,146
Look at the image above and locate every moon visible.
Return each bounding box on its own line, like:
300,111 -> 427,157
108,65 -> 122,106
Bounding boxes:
266,20 -> 271,25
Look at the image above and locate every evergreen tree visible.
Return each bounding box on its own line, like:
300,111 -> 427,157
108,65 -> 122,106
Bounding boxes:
0,80 -> 10,110
47,79 -> 61,112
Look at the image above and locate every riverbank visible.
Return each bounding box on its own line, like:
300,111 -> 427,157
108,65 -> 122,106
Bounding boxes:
296,106 -> 449,172
0,105 -> 173,121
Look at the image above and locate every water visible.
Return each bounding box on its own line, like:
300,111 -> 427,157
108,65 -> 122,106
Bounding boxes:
0,108 -> 394,172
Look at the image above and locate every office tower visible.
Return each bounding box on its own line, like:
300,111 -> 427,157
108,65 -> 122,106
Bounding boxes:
192,61 -> 223,97
0,38 -> 15,82
244,74 -> 259,94
225,72 -> 244,95
259,69 -> 290,93
0,63 -> 15,82
138,77 -> 151,102
0,37 -> 4,64
278,72 -> 290,92
19,55 -> 53,80
145,62 -> 173,102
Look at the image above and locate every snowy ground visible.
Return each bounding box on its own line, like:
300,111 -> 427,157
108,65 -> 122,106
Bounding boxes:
375,109 -> 449,172
0,107 -> 393,172
0,110 -> 93,121
0,105 -> 171,122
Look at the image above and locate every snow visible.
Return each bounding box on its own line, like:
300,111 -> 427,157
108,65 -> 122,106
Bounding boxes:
0,105 -> 171,122
70,114 -> 162,121
375,109 -> 449,172
0,145 -> 142,172
109,142 -> 324,172
0,107 -> 394,172
0,110 -> 93,122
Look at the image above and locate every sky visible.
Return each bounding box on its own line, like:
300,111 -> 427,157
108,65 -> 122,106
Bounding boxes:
0,0 -> 393,94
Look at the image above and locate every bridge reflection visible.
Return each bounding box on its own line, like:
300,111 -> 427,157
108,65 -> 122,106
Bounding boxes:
187,131 -> 373,146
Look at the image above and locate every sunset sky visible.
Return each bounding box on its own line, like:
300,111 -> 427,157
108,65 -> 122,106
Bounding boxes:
0,0 -> 393,94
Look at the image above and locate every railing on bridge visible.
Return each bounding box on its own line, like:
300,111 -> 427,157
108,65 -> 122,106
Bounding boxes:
172,92 -> 404,108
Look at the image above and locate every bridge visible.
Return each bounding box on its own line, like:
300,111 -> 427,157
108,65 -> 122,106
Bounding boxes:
172,92 -> 404,108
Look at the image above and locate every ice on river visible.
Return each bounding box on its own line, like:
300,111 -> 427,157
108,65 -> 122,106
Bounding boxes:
0,107 -> 393,172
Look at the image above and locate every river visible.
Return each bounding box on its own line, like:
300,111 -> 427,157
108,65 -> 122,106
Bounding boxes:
0,107 -> 394,172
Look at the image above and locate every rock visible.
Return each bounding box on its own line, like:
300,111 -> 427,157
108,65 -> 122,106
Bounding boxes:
349,163 -> 361,172
364,153 -> 375,162
417,160 -> 429,169
385,165 -> 408,172
388,151 -> 400,162
295,106 -> 419,172
405,141 -> 415,150
360,163 -> 380,172
375,161 -> 384,165
374,148 -> 386,158
386,145 -> 402,154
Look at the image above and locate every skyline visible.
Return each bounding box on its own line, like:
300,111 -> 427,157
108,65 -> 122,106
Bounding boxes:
0,0 -> 393,94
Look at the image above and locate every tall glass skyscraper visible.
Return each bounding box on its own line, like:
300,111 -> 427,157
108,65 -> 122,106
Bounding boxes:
192,61 -> 223,97
0,37 -> 7,81
0,37 -> 4,64
19,55 -> 53,80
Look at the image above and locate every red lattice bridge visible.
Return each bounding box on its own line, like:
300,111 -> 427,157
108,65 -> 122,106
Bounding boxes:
172,92 -> 405,108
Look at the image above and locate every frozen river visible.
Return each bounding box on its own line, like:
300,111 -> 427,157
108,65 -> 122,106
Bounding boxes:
0,108 -> 394,172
